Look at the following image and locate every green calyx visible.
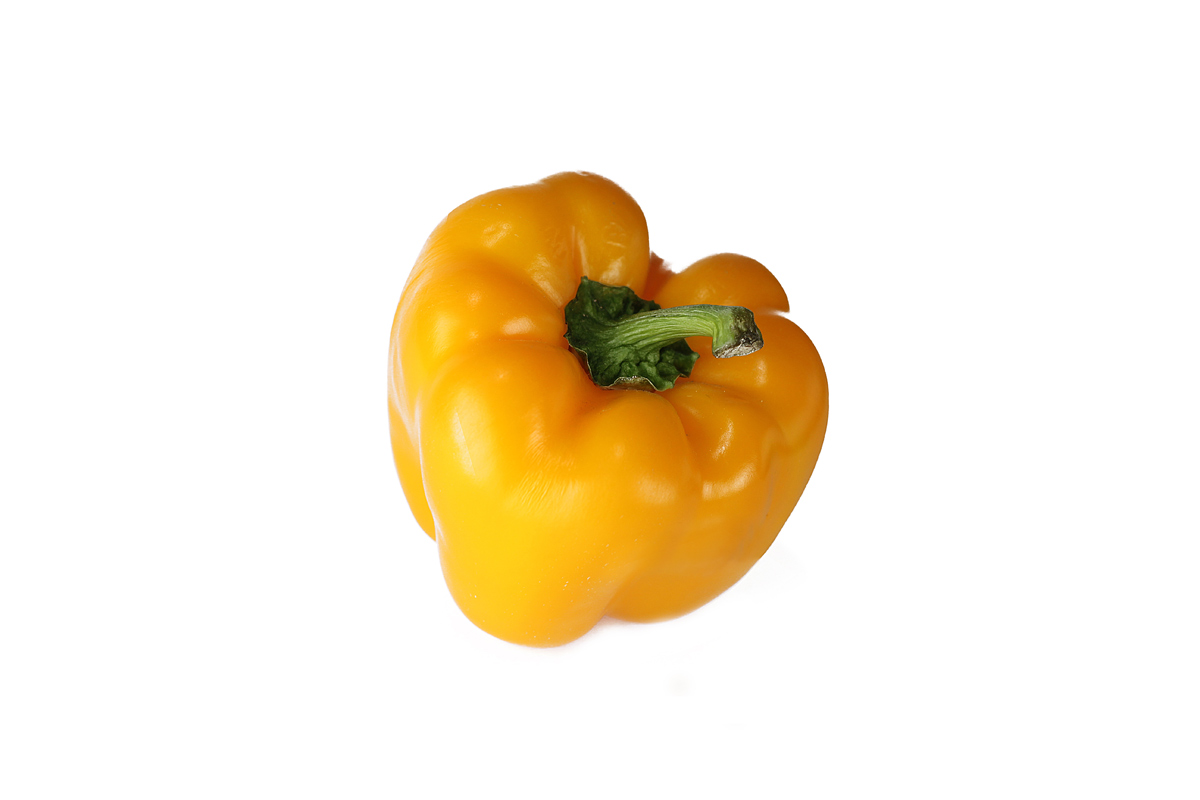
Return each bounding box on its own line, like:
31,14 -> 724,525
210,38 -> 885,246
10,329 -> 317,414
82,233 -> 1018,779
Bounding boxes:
564,277 -> 764,391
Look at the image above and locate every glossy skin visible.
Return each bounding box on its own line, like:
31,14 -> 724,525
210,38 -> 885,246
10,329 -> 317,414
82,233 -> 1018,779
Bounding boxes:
388,172 -> 828,646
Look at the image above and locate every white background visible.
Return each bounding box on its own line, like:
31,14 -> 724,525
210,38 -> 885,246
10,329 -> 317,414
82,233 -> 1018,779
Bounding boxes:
2,1 -> 1198,797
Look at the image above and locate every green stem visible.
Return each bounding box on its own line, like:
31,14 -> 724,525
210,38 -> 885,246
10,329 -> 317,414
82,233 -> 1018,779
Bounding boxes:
563,277 -> 764,391
599,305 -> 764,360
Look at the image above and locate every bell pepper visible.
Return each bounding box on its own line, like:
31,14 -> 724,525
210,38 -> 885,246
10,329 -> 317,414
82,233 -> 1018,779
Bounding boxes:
387,172 -> 828,646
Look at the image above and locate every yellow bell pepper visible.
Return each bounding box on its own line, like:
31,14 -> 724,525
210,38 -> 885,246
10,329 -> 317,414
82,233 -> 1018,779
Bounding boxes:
388,172 -> 828,646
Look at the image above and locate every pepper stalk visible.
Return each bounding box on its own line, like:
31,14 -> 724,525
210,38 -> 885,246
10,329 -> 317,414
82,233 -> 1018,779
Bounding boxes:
564,277 -> 764,391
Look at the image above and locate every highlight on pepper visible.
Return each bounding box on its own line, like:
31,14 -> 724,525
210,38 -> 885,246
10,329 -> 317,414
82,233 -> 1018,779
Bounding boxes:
387,172 -> 828,646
